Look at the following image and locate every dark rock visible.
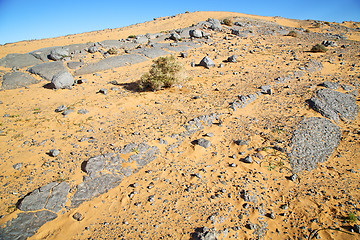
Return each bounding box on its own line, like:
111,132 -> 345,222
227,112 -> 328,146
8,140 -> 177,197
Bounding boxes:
197,138 -> 212,148
207,18 -> 222,31
98,88 -> 108,95
170,32 -> 182,41
354,224 -> 360,234
78,109 -> 89,114
0,53 -> 42,68
243,155 -> 253,163
180,52 -> 188,58
2,72 -> 39,90
87,46 -> 99,53
51,71 -> 74,89
289,117 -> 341,172
29,61 -> 68,81
62,109 -> 74,116
260,85 -> 272,95
18,181 -> 69,212
227,55 -> 238,63
0,210 -> 57,240
199,56 -> 215,68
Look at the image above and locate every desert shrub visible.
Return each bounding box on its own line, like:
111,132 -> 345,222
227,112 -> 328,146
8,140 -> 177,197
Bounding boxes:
128,35 -> 136,39
139,55 -> 186,91
185,11 -> 189,14
107,48 -> 118,55
310,44 -> 327,53
223,18 -> 233,26
314,22 -> 321,28
287,30 -> 298,37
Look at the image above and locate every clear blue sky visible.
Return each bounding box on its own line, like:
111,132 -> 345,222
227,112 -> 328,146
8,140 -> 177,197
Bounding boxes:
0,0 -> 359,44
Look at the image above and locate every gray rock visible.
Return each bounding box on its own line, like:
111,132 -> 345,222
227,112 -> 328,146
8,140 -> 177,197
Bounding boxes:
189,29 -> 203,38
341,84 -> 354,91
0,53 -> 42,68
49,149 -> 60,157
78,109 -> 89,114
169,32 -> 182,41
227,55 -> 238,63
199,56 -> 215,68
289,117 -> 341,172
207,18 -> 222,31
87,46 -> 99,53
0,210 -> 57,240
192,227 -> 218,240
132,48 -> 170,59
51,71 -> 74,89
13,162 -> 23,170
322,40 -> 337,47
243,155 -> 253,163
74,54 -> 148,76
197,138 -> 212,148
18,181 -> 69,213
62,109 -> 74,116
55,105 -> 67,112
2,72 -> 39,90
322,81 -> 339,89
67,61 -> 84,69
29,61 -> 68,81
71,174 -> 123,207
85,155 -> 106,178
305,59 -> 323,72
133,35 -> 148,44
310,89 -> 359,121
180,52 -> 188,58
260,85 -> 272,95
48,48 -> 70,61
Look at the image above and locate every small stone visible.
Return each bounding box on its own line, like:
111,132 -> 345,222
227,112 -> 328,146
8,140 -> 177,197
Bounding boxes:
227,55 -> 238,63
197,138 -> 212,148
55,105 -> 67,112
13,163 -> 23,170
78,109 -> 89,114
289,174 -> 298,182
62,109 -> 74,116
49,149 -> 60,157
73,212 -> 84,221
229,163 -> 237,167
180,52 -> 188,58
98,88 -> 108,95
243,155 -> 253,163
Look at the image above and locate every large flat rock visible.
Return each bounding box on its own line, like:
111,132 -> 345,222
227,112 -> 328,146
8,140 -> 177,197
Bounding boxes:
131,48 -> 170,59
74,54 -> 148,75
0,210 -> 57,240
0,53 -> 43,68
2,72 -> 39,90
28,61 -> 68,81
289,117 -> 341,172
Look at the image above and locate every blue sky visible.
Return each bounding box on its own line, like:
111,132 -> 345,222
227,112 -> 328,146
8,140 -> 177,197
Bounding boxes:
0,0 -> 359,44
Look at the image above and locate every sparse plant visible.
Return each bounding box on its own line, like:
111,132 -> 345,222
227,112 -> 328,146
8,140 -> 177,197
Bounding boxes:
310,44 -> 327,53
139,55 -> 187,91
128,35 -> 136,39
107,47 -> 118,55
287,30 -> 298,37
314,22 -> 321,28
346,212 -> 358,222
223,18 -> 233,26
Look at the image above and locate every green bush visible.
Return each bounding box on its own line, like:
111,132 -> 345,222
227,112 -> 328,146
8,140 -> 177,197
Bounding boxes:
310,44 -> 327,53
139,55 -> 186,91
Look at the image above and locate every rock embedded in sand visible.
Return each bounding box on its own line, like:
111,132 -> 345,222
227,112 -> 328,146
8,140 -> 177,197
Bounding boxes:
51,71 -> 74,89
289,117 -> 341,172
0,53 -> 42,68
48,47 -> 70,61
199,56 -> 215,68
28,61 -> 68,81
2,72 -> 39,90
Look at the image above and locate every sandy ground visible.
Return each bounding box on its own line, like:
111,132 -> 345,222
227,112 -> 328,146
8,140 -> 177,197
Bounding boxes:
0,11 -> 359,240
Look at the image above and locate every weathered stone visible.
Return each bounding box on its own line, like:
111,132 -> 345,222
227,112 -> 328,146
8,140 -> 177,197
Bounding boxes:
207,18 -> 222,31
260,85 -> 272,95
132,48 -> 170,59
74,54 -> 147,75
322,81 -> 339,89
199,56 -> 215,68
87,46 -> 99,53
18,181 -> 69,213
67,61 -> 84,69
189,29 -> 203,38
28,61 -> 68,81
196,138 -> 212,148
51,71 -> 74,89
192,227 -> 218,240
71,174 -> 123,208
2,72 -> 39,90
309,89 -> 359,121
84,155 -> 106,178
133,35 -> 148,44
227,55 -> 238,63
0,53 -> 42,68
48,48 -> 70,61
0,211 -> 57,240
169,32 -> 182,41
289,117 -> 341,172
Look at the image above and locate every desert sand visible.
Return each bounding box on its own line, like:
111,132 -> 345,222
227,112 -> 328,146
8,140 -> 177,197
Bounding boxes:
0,11 -> 359,240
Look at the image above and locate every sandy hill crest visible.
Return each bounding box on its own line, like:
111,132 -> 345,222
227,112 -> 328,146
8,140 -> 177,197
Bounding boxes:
0,11 -> 359,240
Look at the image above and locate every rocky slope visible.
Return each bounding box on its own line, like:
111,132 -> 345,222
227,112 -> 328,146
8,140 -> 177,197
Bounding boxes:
0,11 -> 359,240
